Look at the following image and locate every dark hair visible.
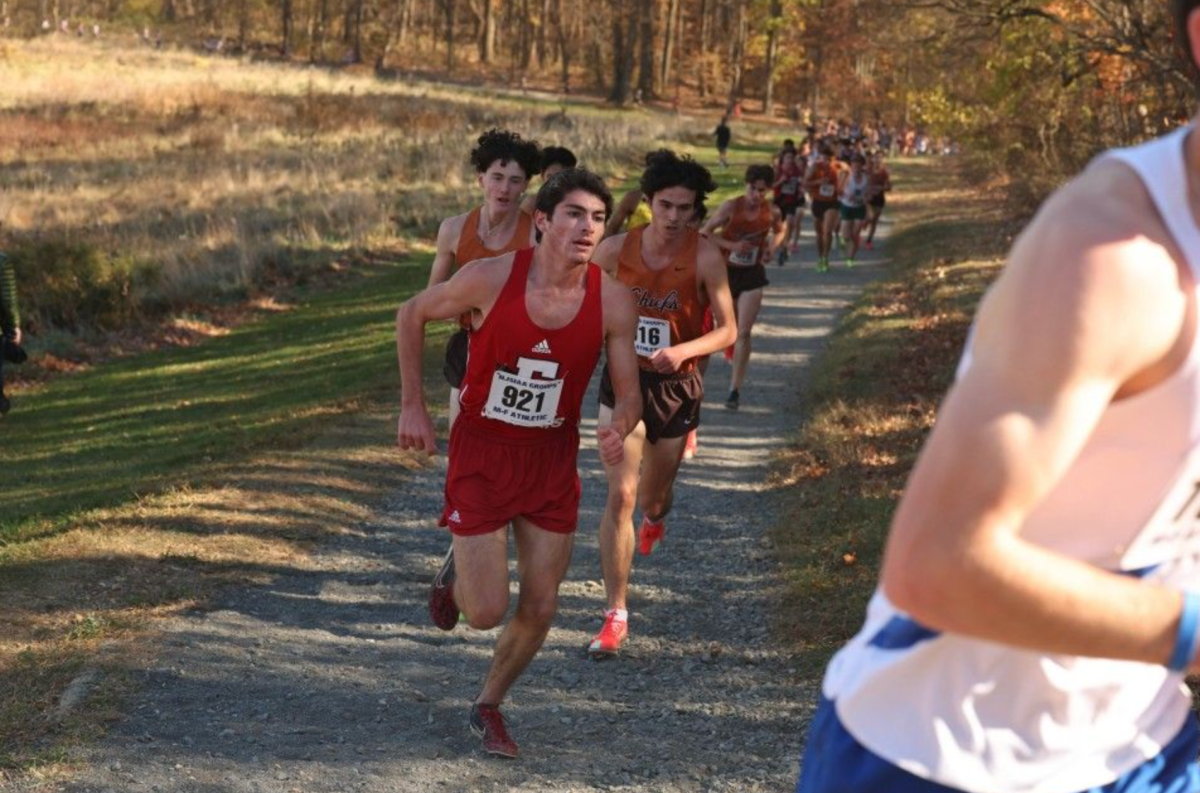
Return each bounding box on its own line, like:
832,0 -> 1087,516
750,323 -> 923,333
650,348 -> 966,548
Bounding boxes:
782,138 -> 795,149
534,167 -> 614,221
745,164 -> 774,185
469,128 -> 541,178
692,202 -> 708,224
539,145 -> 577,175
639,149 -> 718,206
1174,0 -> 1200,73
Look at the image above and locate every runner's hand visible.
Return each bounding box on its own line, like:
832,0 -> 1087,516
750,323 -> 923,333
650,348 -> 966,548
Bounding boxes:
597,426 -> 624,466
11,328 -> 20,346
735,240 -> 755,255
648,346 -> 687,374
397,407 -> 437,454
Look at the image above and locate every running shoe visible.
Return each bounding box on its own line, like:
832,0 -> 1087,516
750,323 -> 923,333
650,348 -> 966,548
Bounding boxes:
682,428 -> 698,460
638,516 -> 666,555
846,257 -> 856,268
816,257 -> 829,273
470,703 -> 519,759
775,248 -> 786,267
587,609 -> 629,658
725,389 -> 740,411
428,545 -> 459,631
864,240 -> 874,251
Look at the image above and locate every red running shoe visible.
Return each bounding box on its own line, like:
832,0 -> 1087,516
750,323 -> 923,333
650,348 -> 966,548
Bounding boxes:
470,703 -> 519,759
638,517 -> 666,555
428,546 -> 459,631
682,429 -> 698,460
587,609 -> 629,659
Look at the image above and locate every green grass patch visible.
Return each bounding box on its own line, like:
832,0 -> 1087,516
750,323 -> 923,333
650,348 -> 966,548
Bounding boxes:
771,157 -> 1018,674
1,254 -> 446,544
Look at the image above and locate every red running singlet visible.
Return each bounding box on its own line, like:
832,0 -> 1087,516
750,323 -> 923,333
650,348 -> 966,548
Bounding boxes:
457,247 -> 604,442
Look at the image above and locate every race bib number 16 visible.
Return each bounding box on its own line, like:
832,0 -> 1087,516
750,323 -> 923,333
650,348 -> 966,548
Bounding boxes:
635,317 -> 670,358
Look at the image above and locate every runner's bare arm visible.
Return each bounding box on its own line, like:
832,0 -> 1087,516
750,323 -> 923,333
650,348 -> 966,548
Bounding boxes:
396,258 -> 512,452
597,276 -> 642,465
603,190 -> 642,240
426,213 -> 467,289
653,239 -> 736,371
699,200 -> 741,253
880,171 -> 1199,668
768,207 -> 786,253
519,194 -> 537,215
590,234 -> 624,279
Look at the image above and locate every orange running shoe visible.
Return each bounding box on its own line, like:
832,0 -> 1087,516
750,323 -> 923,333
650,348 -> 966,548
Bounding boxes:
587,608 -> 629,659
682,429 -> 698,460
638,517 -> 666,555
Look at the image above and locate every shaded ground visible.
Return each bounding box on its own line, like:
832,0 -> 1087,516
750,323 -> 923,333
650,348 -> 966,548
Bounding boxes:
42,220 -> 889,793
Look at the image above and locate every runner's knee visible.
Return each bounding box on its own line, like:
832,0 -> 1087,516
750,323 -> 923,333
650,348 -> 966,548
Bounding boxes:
464,593 -> 508,630
516,591 -> 558,630
607,480 -> 638,516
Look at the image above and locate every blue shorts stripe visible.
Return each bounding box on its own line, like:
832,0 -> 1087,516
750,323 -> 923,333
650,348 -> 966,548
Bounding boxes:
797,696 -> 1200,793
866,615 -> 940,650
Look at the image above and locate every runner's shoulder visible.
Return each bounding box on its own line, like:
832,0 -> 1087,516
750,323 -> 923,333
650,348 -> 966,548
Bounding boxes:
1030,158 -> 1172,265
436,211 -> 473,248
454,249 -> 516,288
592,233 -> 626,268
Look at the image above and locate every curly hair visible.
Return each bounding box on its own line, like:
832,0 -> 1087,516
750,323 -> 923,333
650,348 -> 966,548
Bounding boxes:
1174,0 -> 1200,75
638,149 -> 718,207
469,129 -> 541,178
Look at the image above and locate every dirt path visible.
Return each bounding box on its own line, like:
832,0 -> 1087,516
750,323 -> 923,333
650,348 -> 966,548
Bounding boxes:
54,228 -> 887,793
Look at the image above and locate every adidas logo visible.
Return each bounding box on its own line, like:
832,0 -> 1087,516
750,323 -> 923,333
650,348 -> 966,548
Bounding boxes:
448,510 -> 461,523
532,339 -> 552,354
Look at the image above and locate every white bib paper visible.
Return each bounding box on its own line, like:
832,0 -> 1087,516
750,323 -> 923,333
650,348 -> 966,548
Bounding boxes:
483,369 -> 564,428
728,245 -> 759,267
635,316 -> 671,358
819,183 -> 836,198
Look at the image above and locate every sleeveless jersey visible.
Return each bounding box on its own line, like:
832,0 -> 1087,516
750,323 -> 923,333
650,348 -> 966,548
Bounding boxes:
839,171 -> 869,208
719,196 -> 773,268
821,126 -> 1200,793
454,207 -> 533,271
457,247 -> 604,442
775,162 -> 803,202
807,159 -> 839,201
616,226 -> 706,374
452,207 -> 533,328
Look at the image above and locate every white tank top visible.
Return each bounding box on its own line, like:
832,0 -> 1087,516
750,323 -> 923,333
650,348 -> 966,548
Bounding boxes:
840,171 -> 869,207
822,126 -> 1200,793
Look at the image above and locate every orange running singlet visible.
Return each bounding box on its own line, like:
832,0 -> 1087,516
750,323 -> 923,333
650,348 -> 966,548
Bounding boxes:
454,207 -> 534,271
616,227 -> 707,374
719,196 -> 774,268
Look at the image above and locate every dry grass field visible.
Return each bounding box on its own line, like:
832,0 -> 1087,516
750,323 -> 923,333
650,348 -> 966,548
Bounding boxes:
0,37 -> 690,341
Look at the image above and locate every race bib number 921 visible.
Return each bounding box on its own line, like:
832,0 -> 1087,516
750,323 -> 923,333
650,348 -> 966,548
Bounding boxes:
484,358 -> 564,428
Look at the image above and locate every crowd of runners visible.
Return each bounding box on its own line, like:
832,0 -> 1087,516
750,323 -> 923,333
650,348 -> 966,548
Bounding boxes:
393,24 -> 1200,784
395,123 -> 892,761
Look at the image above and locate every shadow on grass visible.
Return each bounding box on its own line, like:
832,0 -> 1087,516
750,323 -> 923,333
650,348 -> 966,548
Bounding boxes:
1,254 -> 445,545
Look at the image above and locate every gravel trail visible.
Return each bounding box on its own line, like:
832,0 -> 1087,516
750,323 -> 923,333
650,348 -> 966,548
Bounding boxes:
55,231 -> 886,793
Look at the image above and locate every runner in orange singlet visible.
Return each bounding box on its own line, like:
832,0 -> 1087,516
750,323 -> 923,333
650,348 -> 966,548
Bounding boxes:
587,150 -> 736,658
428,129 -> 541,427
701,165 -> 785,411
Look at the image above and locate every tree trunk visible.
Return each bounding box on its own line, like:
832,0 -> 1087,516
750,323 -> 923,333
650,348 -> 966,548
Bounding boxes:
351,0 -> 364,62
763,0 -> 782,114
280,0 -> 292,56
659,0 -> 678,92
726,0 -> 746,109
555,0 -> 570,92
537,0 -> 550,67
444,0 -> 454,73
480,0 -> 494,62
697,0 -> 710,97
238,0 -> 248,48
636,0 -> 655,97
608,1 -> 636,104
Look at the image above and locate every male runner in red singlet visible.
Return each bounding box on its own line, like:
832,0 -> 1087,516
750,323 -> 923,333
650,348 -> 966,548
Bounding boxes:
586,150 -> 737,658
701,164 -> 786,411
397,169 -> 641,759
428,129 -> 541,427
774,149 -> 806,264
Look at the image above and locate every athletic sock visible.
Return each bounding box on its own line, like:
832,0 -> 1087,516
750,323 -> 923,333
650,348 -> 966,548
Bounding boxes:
606,608 -> 629,622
